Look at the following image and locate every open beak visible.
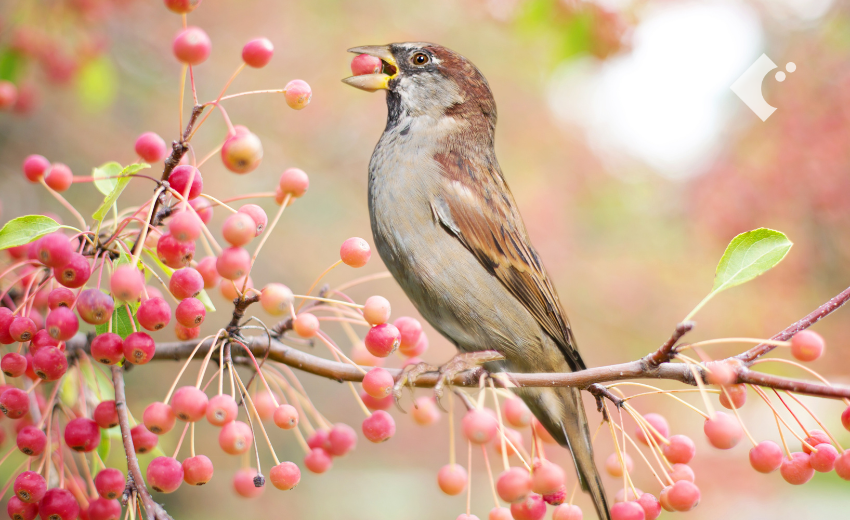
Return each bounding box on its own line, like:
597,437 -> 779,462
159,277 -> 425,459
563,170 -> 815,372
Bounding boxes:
342,45 -> 398,92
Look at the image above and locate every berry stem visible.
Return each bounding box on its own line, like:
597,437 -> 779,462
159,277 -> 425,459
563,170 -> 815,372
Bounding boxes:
719,385 -> 757,447
783,391 -> 844,452
241,195 -> 290,294
677,337 -> 791,352
481,445 -> 501,509
217,88 -> 288,102
466,440 -> 472,516
332,271 -> 394,293
38,178 -> 88,230
751,385 -> 816,450
234,369 -> 280,466
295,259 -> 345,313
131,187 -> 165,266
172,422 -> 191,459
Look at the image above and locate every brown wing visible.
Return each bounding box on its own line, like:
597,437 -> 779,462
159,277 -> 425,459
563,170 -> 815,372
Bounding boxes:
431,149 -> 586,372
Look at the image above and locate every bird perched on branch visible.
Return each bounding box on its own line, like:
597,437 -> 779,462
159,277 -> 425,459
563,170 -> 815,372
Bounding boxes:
343,42 -> 610,520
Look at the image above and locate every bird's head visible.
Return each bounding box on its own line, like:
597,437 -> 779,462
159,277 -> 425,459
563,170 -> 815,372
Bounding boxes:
343,43 -> 496,134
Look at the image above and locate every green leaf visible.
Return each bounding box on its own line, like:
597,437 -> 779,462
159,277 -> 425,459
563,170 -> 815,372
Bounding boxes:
92,162 -> 123,196
0,50 -> 23,83
95,304 -> 140,340
97,428 -> 111,461
0,215 -> 61,250
92,163 -> 150,221
75,56 -> 117,112
684,228 -> 792,321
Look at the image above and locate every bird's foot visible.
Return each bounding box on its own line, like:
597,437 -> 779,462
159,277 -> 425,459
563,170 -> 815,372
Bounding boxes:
392,361 -> 438,413
587,383 -> 624,416
433,350 -> 504,412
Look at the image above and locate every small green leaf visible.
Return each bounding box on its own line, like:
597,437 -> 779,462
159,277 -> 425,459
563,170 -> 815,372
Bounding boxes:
92,163 -> 150,221
0,215 -> 61,250
95,304 -> 140,340
93,162 -> 123,196
97,428 -> 111,461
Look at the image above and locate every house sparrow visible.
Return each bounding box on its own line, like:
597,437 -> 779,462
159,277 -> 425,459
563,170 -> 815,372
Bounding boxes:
344,43 -> 610,519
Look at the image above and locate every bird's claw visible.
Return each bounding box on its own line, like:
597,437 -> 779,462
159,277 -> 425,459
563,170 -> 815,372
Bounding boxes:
392,361 -> 437,413
433,351 -> 504,412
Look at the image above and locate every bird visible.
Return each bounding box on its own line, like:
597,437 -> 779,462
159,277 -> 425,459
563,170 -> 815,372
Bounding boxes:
343,42 -> 610,520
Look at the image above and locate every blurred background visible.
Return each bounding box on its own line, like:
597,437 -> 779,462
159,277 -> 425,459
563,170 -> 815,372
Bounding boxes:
1,0 -> 849,518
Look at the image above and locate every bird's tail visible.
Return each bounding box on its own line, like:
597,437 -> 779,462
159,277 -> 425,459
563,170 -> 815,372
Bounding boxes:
523,386 -> 610,520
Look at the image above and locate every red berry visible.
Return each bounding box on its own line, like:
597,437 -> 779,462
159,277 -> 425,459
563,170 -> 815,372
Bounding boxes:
54,253 -> 90,288
143,402 -> 176,434
9,317 -> 35,342
33,346 -> 68,381
802,429 -> 830,454
222,212 -> 257,246
171,386 -> 208,422
233,468 -> 265,498
137,297 -> 172,331
110,266 -> 144,302
304,447 -> 333,474
411,396 -> 440,426
504,397 -> 532,428
393,316 -> 422,352
93,400 -> 119,429
662,434 -> 695,464
327,422 -> 357,456
94,468 -> 125,499
87,498 -> 121,520
14,471 -> 47,503
45,163 -> 73,192
669,463 -> 694,483
76,289 -> 114,325
196,257 -> 220,288
339,237 -> 370,267
173,26 -> 211,65
157,233 -> 195,269
31,329 -> 59,351
182,454 -> 214,485
64,417 -> 100,452
91,333 -> 124,365
169,165 -> 203,200
809,443 -> 839,472
170,268 -> 203,299
362,367 -> 394,399
610,501 -> 645,520
510,493 -> 546,520
260,283 -> 293,316
242,38 -> 274,68
496,467 -> 531,503
191,197 -> 213,223
46,307 -> 78,341
207,394 -> 238,426
635,413 -> 669,445
841,406 -> 850,432
219,420 -> 253,455
269,461 -> 300,490
48,287 -> 76,309
284,79 -> 311,110
23,154 -> 50,183
790,330 -> 825,362
362,409 -> 396,442
462,409 -> 498,445
272,404 -> 298,430
130,425 -> 158,453
35,233 -> 71,268
216,247 -> 250,280
437,464 -> 467,495
637,493 -> 661,520
38,488 -> 79,520
16,426 -> 47,456
221,131 -> 263,174
174,323 -> 200,341
164,0 -> 201,14
168,211 -> 202,242
835,451 -> 850,480
703,411 -> 742,449
364,323 -> 400,357
1,387 -> 30,418
7,495 -> 39,520
780,452 -> 814,485
552,504 -> 583,520
350,54 -> 383,76
147,456 -> 184,493
531,461 -> 566,495
2,352 -> 27,377
135,132 -> 167,163
123,332 -> 155,365
667,480 -> 700,511
293,312 -> 319,338
360,391 -> 393,411
175,298 -> 205,328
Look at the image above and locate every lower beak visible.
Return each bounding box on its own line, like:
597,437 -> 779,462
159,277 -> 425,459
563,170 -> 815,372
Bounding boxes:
342,45 -> 397,92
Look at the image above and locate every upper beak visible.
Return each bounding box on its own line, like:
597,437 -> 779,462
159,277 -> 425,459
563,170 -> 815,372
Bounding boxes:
342,45 -> 397,92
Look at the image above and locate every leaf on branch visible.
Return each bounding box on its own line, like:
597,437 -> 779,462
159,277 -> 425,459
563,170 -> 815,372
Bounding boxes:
92,163 -> 150,221
712,228 -> 793,292
0,215 -> 61,250
96,304 -> 140,340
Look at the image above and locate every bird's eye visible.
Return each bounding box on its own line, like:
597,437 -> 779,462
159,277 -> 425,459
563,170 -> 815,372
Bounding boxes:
411,53 -> 430,66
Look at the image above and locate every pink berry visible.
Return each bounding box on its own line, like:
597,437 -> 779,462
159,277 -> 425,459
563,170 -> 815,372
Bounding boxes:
667,480 -> 700,511
143,402 -> 177,434
669,463 -> 694,483
168,211 -> 202,242
719,384 -> 747,409
54,253 -> 90,288
802,429 -> 831,454
33,346 -> 68,381
135,132 -> 167,162
350,53 -> 383,76
31,329 -> 59,351
364,323 -> 401,357
363,296 -> 391,325
169,165 -> 203,200
130,425 -> 158,453
38,488 -> 79,520
182,454 -> 214,485
190,197 -> 213,223
552,504 -> 583,520
532,418 -> 558,444
437,464 -> 467,495
457,516 -> 480,520
216,246 -> 250,280
809,443 -> 839,472
2,352 -> 27,377
174,323 -> 200,341
610,501 -> 645,520
835,451 -> 850,480
147,456 -> 184,493
393,316 -> 422,352
93,400 -> 119,429
496,467 -> 531,503
110,266 -> 144,302
233,467 -> 265,498
531,461 -> 566,495
173,26 -> 211,65
95,468 -> 125,499
45,163 -> 73,192
489,507 -> 513,520
207,394 -> 239,426
614,488 -> 642,503
339,237 -> 370,267
0,80 -> 16,109
790,330 -> 825,362
278,168 -> 309,198
327,422 -> 357,456
252,391 -> 276,420
221,131 -> 263,174
462,409 -> 498,445
123,332 -> 156,365
197,256 -> 220,288
242,37 -> 274,68
219,420 -> 253,455
76,289 -> 114,326
411,396 -> 440,426
662,434 -> 695,464
780,452 -> 814,485
0,387 -> 27,418
362,367 -> 394,399
307,429 -> 329,449
35,233 -> 71,268
605,452 -> 633,477
87,497 -> 121,520
284,79 -> 311,110
219,275 -> 252,300
137,297 -> 172,331
273,404 -> 298,430
222,212 -> 257,246
170,268 -> 203,300
703,411 -> 743,449
16,426 -> 47,456
260,283 -> 293,316
510,493 -> 547,520
635,413 -> 669,445
175,298 -> 205,328
164,0 -> 201,14
14,471 -> 47,503
362,409 -> 396,442
304,447 -> 333,474
157,233 -> 195,269
293,312 -> 320,338
637,493 -> 661,520
503,397 -> 532,428
91,333 -> 124,365
361,391 -> 393,411
47,287 -> 75,309
171,386 -> 208,422
7,496 -> 38,520
269,461 -> 300,490
235,204 -> 267,237
64,417 -> 100,452
23,154 -> 50,183
493,427 -> 523,457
